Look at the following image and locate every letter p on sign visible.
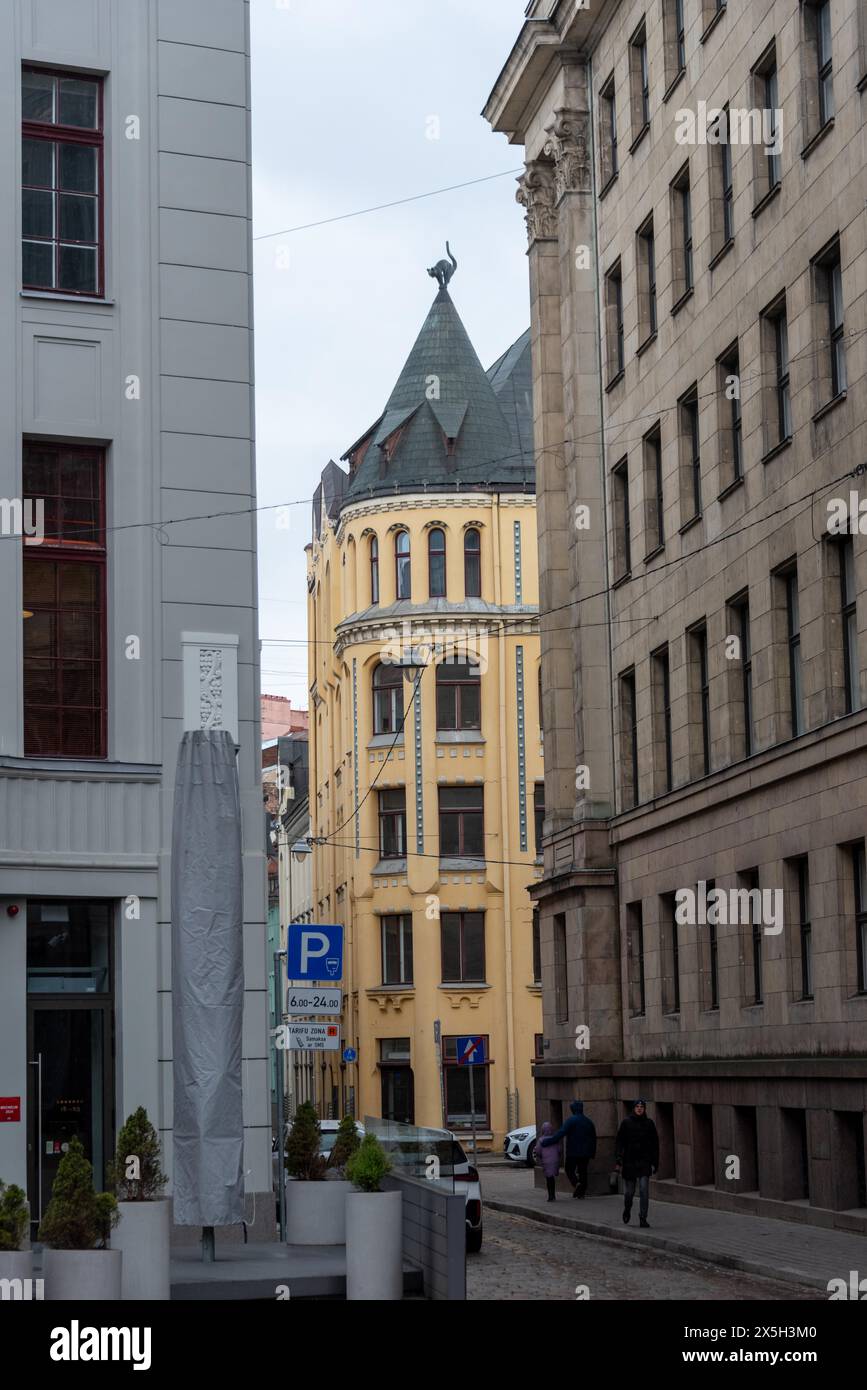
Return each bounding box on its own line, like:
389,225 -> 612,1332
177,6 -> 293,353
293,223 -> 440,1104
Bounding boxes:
287,923 -> 343,982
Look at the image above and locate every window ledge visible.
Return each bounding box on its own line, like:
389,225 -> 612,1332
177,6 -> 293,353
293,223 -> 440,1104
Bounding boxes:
752,182 -> 781,219
801,118 -> 835,161
368,733 -> 404,750
858,73 -> 867,94
612,569 -> 632,590
21,290 -> 115,306
717,474 -> 745,502
605,368 -> 625,394
812,391 -> 847,425
528,983 -> 542,995
599,171 -> 619,201
709,238 -> 734,271
435,731 -> 485,744
636,330 -> 658,357
643,543 -> 665,565
439,857 -> 486,872
760,435 -> 792,465
671,287 -> 694,317
0,756 -> 160,778
372,859 -> 406,875
629,123 -> 650,156
439,983 -> 490,992
366,985 -> 414,995
700,6 -> 727,45
663,68 -> 686,104
678,513 -> 702,536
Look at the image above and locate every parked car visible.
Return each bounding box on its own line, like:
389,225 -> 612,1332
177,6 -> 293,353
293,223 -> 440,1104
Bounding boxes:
375,1125 -> 484,1254
503,1123 -> 537,1166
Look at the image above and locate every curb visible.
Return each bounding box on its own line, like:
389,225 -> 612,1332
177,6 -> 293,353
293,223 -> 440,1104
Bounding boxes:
483,1197 -> 825,1294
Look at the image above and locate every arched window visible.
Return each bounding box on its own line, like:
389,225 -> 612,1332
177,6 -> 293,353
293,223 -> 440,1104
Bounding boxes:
436,659 -> 481,731
464,529 -> 481,598
373,662 -> 404,735
428,528 -> 446,598
395,531 -> 411,600
370,536 -> 379,605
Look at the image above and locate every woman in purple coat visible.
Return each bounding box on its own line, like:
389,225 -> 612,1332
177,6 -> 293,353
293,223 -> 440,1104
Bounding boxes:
536,1121 -> 561,1201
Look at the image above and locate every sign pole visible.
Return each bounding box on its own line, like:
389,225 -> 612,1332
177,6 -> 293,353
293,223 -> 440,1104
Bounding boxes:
468,1056 -> 478,1168
273,949 -> 286,1243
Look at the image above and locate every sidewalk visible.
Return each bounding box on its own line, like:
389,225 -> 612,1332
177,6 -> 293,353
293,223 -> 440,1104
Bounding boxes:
482,1172 -> 866,1293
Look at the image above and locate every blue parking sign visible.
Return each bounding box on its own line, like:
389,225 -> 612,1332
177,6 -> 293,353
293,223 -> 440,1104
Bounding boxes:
287,923 -> 343,982
456,1035 -> 486,1065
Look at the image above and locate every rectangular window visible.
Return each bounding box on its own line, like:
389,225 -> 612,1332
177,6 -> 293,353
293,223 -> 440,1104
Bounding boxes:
739,868 -> 763,1004
378,789 -> 407,859
796,857 -> 813,1000
718,343 -> 742,485
679,386 -> 701,520
729,594 -> 754,758
627,902 -> 646,1016
619,669 -> 639,809
381,914 -> 413,985
784,568 -> 803,737
554,912 -> 568,1022
670,165 -> 693,305
441,912 -> 485,984
660,893 -> 681,1014
813,240 -> 846,403
752,47 -> 781,202
442,1034 -> 490,1129
435,661 -> 481,732
612,457 -> 631,578
806,0 -> 835,131
599,73 -> 618,188
643,424 -> 664,555
704,878 -> 720,1008
688,624 -> 710,777
438,786 -> 484,859
854,844 -> 867,994
840,537 -> 859,714
637,216 -> 657,343
651,645 -> 673,794
662,0 -> 687,92
701,0 -> 728,37
22,68 -> 103,296
23,442 -> 106,757
533,782 -> 545,857
532,908 -> 541,984
605,262 -> 625,382
761,298 -> 792,451
629,22 -> 651,143
709,106 -> 734,256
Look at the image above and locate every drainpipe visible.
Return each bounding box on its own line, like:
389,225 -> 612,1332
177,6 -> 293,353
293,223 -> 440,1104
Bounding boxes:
492,496 -> 518,1125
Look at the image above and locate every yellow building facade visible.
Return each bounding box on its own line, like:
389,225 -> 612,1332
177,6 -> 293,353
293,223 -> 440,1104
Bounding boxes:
306,271 -> 543,1146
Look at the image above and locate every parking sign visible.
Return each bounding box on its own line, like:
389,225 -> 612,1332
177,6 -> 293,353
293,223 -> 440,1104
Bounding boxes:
287,923 -> 343,982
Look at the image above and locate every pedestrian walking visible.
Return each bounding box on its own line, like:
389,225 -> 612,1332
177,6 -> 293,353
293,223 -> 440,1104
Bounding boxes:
539,1100 -> 597,1198
615,1099 -> 659,1228
536,1121 -> 561,1200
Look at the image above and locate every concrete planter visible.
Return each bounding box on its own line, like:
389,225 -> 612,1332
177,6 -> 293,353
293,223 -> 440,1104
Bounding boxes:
0,1250 -> 36,1296
114,1199 -> 170,1300
44,1248 -> 122,1302
285,1179 -> 352,1245
346,1190 -> 402,1301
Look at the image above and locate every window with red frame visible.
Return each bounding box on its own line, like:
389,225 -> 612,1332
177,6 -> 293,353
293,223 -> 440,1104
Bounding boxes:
23,443 -> 106,758
22,67 -> 103,297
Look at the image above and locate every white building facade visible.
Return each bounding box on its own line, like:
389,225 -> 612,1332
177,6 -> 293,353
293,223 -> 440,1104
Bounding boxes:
0,0 -> 270,1236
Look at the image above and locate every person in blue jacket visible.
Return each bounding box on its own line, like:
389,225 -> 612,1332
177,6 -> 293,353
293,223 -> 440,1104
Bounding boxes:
539,1100 -> 597,1198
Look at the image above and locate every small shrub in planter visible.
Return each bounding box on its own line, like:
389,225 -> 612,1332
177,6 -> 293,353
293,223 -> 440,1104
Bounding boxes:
285,1101 -> 326,1181
346,1133 -> 391,1193
0,1181 -> 28,1252
327,1115 -> 361,1178
38,1138 -> 118,1250
109,1107 -> 168,1201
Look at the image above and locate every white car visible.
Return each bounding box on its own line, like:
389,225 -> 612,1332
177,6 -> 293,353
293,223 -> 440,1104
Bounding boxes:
503,1124 -> 537,1166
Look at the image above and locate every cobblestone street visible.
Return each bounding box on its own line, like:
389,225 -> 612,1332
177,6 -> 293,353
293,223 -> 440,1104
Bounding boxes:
467,1206 -> 822,1302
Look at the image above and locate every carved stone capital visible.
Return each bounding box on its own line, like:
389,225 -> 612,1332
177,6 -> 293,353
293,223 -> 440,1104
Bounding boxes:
516,160 -> 557,245
543,107 -> 591,201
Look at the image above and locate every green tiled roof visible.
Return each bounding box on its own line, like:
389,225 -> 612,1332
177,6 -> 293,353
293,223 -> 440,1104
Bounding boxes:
341,286 -> 533,506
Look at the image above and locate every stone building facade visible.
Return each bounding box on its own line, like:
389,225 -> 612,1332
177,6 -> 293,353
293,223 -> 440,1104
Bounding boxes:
306,272 -> 544,1144
486,0 -> 867,1228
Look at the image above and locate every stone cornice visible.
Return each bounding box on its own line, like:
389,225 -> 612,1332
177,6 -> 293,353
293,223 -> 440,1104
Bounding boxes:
334,609 -> 540,659
334,492 -> 536,545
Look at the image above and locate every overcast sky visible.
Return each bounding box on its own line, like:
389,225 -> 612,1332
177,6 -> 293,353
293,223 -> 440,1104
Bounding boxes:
250,0 -> 531,708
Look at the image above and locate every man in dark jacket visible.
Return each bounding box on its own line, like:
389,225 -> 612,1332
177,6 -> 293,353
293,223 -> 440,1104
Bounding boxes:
615,1099 -> 659,1227
540,1100 -> 597,1198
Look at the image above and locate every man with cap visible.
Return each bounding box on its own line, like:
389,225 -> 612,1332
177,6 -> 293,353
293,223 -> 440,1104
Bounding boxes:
539,1100 -> 597,1198
615,1099 -> 659,1227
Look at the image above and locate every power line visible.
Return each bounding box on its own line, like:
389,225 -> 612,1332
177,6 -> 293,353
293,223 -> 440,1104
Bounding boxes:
252,169 -> 524,242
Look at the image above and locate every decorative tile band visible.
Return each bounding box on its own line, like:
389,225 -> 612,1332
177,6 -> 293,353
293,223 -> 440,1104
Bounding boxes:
516,644 -> 527,852
414,679 -> 424,855
352,658 -> 360,859
514,520 -> 523,605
